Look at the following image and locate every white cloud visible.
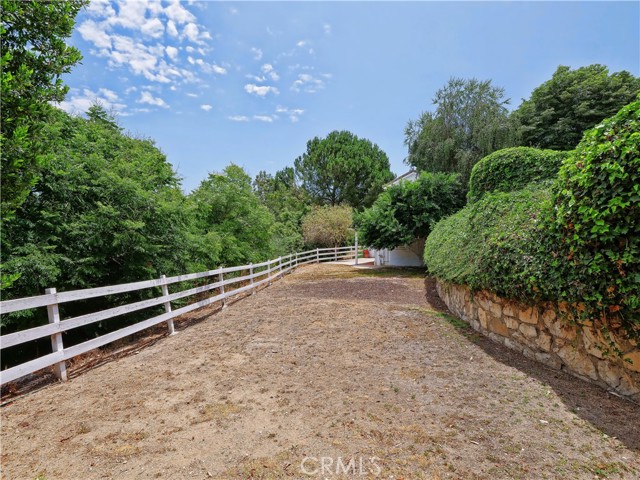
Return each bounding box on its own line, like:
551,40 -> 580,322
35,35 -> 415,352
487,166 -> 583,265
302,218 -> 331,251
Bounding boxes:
76,0 -> 214,86
140,17 -> 164,38
254,115 -> 274,123
57,87 -> 126,115
187,93 -> 198,98
296,40 -> 307,47
228,115 -> 250,122
210,64 -> 227,75
251,47 -> 263,60
165,46 -> 179,61
291,73 -> 327,93
165,0 -> 196,24
229,7 -> 239,15
183,23 -> 202,43
276,105 -> 305,122
244,84 -> 279,97
138,90 -> 169,108
246,74 -> 266,83
167,19 -> 179,37
98,88 -> 119,102
261,63 -> 280,81
323,24 -> 332,35
200,104 -> 213,111
78,20 -> 112,49
86,0 -> 115,17
188,56 -> 227,75
106,0 -> 147,30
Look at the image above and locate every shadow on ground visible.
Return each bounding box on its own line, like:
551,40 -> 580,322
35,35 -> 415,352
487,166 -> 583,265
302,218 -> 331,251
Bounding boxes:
424,276 -> 640,451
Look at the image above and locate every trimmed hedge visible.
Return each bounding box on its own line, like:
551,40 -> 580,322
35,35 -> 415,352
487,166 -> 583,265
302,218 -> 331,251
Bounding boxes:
424,183 -> 557,301
426,99 -> 640,341
468,147 -> 569,203
553,98 -> 639,335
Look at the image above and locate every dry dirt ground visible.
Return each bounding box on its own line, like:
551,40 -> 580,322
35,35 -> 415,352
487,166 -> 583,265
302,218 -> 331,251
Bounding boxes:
1,263 -> 639,480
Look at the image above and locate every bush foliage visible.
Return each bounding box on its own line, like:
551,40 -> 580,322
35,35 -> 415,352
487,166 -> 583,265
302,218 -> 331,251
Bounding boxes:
302,205 -> 354,248
424,184 -> 556,300
468,147 -> 568,203
425,99 -> 640,339
357,172 -> 464,250
553,98 -> 640,333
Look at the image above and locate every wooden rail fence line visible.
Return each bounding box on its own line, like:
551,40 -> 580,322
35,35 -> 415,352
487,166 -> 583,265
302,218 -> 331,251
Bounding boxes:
0,246 -> 362,386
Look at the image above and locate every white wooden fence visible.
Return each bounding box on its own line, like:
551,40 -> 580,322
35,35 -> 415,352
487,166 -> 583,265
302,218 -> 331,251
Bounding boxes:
0,246 -> 361,386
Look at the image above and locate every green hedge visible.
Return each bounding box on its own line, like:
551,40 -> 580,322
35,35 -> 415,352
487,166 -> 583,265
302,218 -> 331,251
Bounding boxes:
553,98 -> 639,335
424,183 -> 557,301
468,147 -> 568,203
426,99 -> 640,340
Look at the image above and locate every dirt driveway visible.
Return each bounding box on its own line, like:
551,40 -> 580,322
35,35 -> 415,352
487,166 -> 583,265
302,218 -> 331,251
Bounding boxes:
2,263 -> 639,479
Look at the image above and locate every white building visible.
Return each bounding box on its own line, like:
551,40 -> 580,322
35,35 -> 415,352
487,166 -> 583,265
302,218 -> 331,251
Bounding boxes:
367,169 -> 425,267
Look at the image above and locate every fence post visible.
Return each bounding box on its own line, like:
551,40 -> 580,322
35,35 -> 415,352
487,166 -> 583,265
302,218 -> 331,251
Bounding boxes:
316,248 -> 320,263
45,288 -> 67,382
334,246 -> 338,261
249,263 -> 255,294
160,275 -> 175,335
219,269 -> 226,308
354,233 -> 359,265
267,261 -> 272,286
278,256 -> 283,277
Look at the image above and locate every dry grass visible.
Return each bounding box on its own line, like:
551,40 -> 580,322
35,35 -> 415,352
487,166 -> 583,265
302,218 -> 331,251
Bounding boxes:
1,263 -> 639,479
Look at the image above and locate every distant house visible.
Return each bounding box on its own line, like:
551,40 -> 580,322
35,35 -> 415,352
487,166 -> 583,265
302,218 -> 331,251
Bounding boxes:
385,169 -> 418,187
368,169 -> 424,267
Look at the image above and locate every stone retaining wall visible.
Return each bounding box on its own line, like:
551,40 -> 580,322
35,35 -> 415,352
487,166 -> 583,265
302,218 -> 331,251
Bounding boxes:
435,280 -> 640,402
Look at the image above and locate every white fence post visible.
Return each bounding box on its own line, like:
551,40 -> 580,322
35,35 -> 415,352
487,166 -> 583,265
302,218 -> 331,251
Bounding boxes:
249,263 -> 255,294
334,246 -> 338,261
160,275 -> 175,335
45,288 -> 67,382
316,248 -> 320,263
355,234 -> 359,265
219,270 -> 226,308
267,261 -> 272,286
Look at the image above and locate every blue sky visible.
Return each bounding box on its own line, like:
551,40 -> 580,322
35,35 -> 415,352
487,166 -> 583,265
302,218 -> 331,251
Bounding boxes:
60,0 -> 640,193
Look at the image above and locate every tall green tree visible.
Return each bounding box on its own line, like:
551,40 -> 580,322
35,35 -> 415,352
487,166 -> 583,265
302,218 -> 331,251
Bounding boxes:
1,0 -> 87,219
358,172 -> 465,250
405,78 -> 518,188
294,130 -> 394,210
254,167 -> 309,254
1,107 -> 192,328
513,65 -> 640,150
190,164 -> 275,266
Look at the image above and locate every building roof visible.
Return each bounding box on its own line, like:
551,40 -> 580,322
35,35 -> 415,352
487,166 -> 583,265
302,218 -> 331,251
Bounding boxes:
384,169 -> 418,188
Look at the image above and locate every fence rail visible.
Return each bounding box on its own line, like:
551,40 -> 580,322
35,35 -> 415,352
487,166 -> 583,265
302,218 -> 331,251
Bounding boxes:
0,245 -> 362,386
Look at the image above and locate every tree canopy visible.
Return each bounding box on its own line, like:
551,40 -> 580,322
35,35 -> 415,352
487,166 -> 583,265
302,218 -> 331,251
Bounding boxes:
357,172 -> 465,250
294,130 -> 394,210
1,0 -> 87,219
514,64 -> 640,150
404,78 -> 519,188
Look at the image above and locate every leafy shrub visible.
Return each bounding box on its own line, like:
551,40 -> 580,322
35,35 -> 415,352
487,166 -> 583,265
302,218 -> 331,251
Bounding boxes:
468,147 -> 568,203
302,205 -> 353,248
424,184 -> 557,301
426,99 -> 640,341
357,172 -> 464,250
553,98 -> 640,336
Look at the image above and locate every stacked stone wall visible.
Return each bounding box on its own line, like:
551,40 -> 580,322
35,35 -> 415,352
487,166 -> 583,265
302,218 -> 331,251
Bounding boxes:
435,280 -> 640,402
